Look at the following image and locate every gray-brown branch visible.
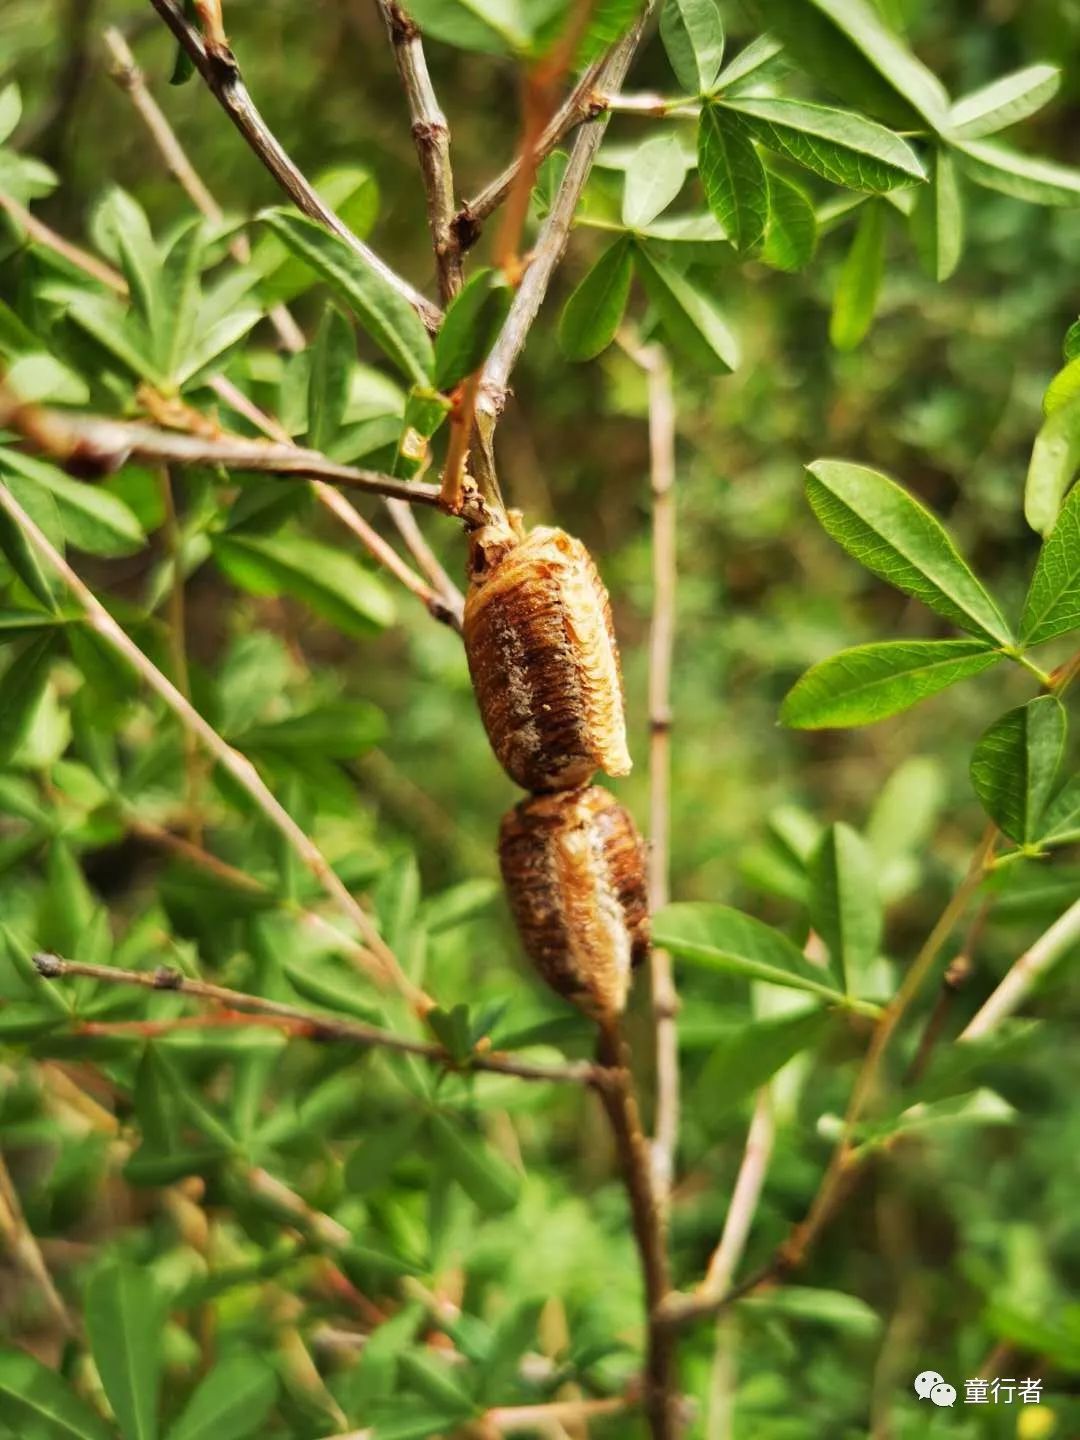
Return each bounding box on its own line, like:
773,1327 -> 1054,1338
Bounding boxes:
0,391 -> 442,507
377,0 -> 462,302
145,0 -> 441,331
33,953 -> 606,1088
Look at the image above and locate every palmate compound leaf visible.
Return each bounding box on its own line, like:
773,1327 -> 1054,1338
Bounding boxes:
659,0 -> 724,94
781,638 -> 1003,729
697,105 -> 768,254
1020,479 -> 1080,645
558,236 -> 634,361
947,64 -> 1061,141
970,695 -> 1066,843
0,1348 -> 113,1440
805,460 -> 1014,644
718,95 -> 926,193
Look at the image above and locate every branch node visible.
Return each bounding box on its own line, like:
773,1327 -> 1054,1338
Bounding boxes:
33,952 -> 64,979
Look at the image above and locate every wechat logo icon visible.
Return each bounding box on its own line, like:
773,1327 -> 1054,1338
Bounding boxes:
914,1371 -> 957,1407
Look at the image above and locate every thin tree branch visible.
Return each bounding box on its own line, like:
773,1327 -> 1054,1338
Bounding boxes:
0,188 -> 124,293
0,481 -> 433,1011
103,25 -> 305,353
960,895 -> 1080,1040
455,50 -> 610,241
486,1393 -> 636,1430
33,953 -> 606,1088
596,1016 -> 679,1439
0,1151 -> 76,1337
0,391 -> 443,507
383,497 -> 464,626
473,5 -> 652,460
659,824 -> 1000,1332
376,0 -> 462,303
701,1089 -> 776,1302
144,0 -> 442,332
621,336 -> 680,1207
202,347 -> 463,626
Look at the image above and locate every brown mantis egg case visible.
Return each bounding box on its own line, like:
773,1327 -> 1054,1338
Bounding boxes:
463,524 -> 632,794
498,786 -> 650,1018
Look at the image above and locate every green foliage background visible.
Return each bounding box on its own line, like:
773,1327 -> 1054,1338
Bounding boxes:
0,1 -> 1079,1437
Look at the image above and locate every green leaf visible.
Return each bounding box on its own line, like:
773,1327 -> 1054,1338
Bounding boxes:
0,632 -> 57,765
715,33 -> 785,91
0,496 -> 57,611
175,306 -> 263,389
166,1356 -> 277,1440
399,0 -> 527,55
85,1261 -> 163,1440
98,189 -> 160,332
697,1008 -> 832,1114
633,243 -> 739,373
910,146 -> 963,282
764,0 -> 949,129
805,460 -> 1013,644
741,1286 -> 881,1338
1,451 -> 146,558
0,1348 -> 113,1440
1039,774 -> 1080,847
235,701 -> 386,758
433,268 -> 512,389
4,352 -> 89,407
720,96 -> 925,192
954,138 -> 1080,207
345,1112 -> 426,1193
558,237 -> 633,362
155,222 -> 207,384
1025,395 -> 1080,536
829,200 -> 885,349
808,823 -> 882,994
654,903 -> 853,1004
1044,358 -> 1080,417
970,696 -> 1066,843
1020,480 -> 1080,645
0,85 -> 21,146
622,133 -> 689,229
60,293 -> 161,387
761,170 -> 817,272
660,0 -> 724,93
948,65 -> 1061,140
258,211 -> 434,385
781,638 -> 1002,729
307,303 -> 355,451
213,531 -> 395,636
427,1114 -> 520,1214
698,106 -> 768,253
